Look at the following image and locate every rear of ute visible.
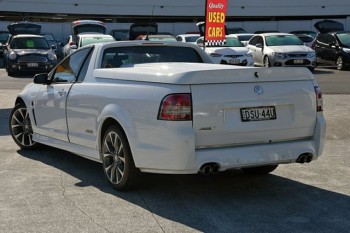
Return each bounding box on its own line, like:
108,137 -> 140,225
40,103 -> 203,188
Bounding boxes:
142,67 -> 326,174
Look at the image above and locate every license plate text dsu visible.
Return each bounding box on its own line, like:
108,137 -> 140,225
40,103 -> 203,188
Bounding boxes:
240,106 -> 276,122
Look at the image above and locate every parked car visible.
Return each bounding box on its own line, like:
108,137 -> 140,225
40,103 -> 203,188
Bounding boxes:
0,31 -> 10,57
129,22 -> 158,40
135,34 -> 177,42
313,20 -> 350,70
196,35 -> 254,66
63,20 -> 107,57
290,30 -> 317,39
175,34 -> 200,44
233,33 -> 255,46
9,41 -> 326,190
41,32 -> 63,58
66,33 -> 115,55
294,34 -> 315,47
3,22 -> 57,76
246,33 -> 316,71
110,29 -> 129,41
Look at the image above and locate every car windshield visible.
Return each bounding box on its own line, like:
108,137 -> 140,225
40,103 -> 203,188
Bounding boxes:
266,35 -> 304,46
81,37 -> 115,47
11,37 -> 50,49
185,36 -> 200,42
101,46 -> 203,68
337,33 -> 350,46
218,37 -> 244,47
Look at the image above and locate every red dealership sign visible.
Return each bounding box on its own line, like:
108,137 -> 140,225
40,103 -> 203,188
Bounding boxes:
205,0 -> 227,41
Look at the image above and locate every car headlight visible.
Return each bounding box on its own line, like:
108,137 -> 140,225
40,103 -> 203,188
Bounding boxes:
307,52 -> 316,58
9,51 -> 17,60
272,52 -> 287,59
48,52 -> 57,61
343,48 -> 350,53
209,53 -> 222,58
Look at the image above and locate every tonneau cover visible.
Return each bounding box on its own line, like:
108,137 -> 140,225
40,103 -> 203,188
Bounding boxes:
94,63 -> 314,85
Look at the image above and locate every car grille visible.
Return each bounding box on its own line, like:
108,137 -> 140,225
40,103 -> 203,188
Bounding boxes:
18,56 -> 48,63
224,55 -> 244,58
287,53 -> 307,58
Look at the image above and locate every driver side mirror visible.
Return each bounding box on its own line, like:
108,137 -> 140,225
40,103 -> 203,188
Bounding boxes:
33,73 -> 50,85
256,43 -> 263,48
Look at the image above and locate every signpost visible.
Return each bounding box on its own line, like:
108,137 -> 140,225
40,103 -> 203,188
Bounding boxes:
204,0 -> 227,45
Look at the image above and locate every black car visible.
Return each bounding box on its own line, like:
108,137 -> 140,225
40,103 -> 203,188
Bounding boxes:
3,22 -> 57,76
0,31 -> 11,57
313,20 -> 350,70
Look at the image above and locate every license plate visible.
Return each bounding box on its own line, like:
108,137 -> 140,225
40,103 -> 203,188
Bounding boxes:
240,106 -> 277,122
27,63 -> 38,67
229,59 -> 240,64
294,59 -> 303,64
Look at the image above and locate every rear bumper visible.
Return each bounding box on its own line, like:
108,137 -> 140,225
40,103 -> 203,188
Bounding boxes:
133,114 -> 326,174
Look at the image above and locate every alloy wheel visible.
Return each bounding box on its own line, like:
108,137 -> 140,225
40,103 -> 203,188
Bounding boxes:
10,106 -> 36,148
102,131 -> 126,185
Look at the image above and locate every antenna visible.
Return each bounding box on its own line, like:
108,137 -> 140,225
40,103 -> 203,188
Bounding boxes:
145,5 -> 156,41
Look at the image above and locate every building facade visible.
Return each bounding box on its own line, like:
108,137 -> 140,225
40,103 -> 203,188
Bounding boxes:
1,0 -> 349,41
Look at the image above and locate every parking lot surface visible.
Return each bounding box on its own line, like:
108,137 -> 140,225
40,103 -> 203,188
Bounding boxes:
0,69 -> 350,233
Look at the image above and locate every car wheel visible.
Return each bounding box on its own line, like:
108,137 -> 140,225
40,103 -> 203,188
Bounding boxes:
9,103 -> 38,149
242,165 -> 278,174
336,56 -> 344,70
101,125 -> 140,190
6,64 -> 15,76
263,56 -> 271,67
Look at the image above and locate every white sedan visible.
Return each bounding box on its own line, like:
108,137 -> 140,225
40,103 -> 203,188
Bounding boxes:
246,33 -> 317,71
196,35 -> 254,66
9,41 -> 325,190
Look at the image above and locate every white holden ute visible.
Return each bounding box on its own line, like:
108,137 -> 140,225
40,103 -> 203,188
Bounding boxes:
9,41 -> 326,190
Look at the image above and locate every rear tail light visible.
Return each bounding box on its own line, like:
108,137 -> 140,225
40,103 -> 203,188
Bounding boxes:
158,94 -> 192,121
69,41 -> 74,46
314,86 -> 323,112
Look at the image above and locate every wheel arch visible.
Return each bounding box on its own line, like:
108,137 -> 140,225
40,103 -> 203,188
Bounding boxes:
97,105 -> 136,162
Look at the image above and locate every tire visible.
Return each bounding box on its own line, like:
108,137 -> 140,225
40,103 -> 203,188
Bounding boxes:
101,125 -> 140,191
336,56 -> 344,70
263,56 -> 271,67
9,103 -> 38,149
6,64 -> 15,76
242,165 -> 278,175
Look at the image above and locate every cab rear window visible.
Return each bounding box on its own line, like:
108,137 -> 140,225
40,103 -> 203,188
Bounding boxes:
101,46 -> 203,68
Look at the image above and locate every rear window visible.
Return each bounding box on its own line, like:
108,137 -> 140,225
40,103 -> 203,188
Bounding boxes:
81,37 -> 115,47
101,46 -> 203,68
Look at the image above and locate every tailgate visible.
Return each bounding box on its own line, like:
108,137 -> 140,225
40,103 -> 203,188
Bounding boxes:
191,80 -> 317,148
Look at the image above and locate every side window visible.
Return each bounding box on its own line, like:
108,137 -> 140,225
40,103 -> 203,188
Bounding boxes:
248,36 -> 258,46
52,47 -> 93,83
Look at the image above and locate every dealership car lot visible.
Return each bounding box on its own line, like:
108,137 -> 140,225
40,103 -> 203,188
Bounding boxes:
0,65 -> 350,232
